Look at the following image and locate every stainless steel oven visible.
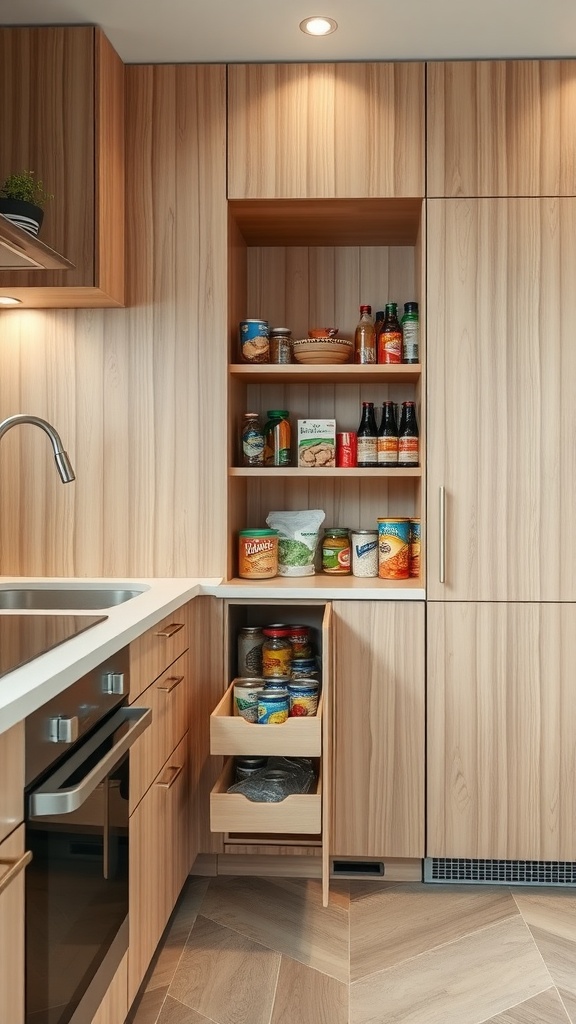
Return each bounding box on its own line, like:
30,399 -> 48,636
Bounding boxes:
24,647 -> 151,1024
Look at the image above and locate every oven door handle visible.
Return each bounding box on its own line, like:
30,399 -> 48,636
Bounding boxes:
29,706 -> 152,818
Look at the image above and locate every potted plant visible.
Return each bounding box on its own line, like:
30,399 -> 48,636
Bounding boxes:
0,170 -> 54,237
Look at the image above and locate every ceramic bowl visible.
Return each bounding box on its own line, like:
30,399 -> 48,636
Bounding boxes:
308,327 -> 339,339
292,337 -> 352,364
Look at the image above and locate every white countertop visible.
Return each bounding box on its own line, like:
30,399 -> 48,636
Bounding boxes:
0,575 -> 425,735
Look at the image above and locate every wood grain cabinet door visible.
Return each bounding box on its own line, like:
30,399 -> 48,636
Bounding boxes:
427,60 -> 576,197
427,197 -> 576,602
331,600 -> 425,859
0,827 -> 27,1024
228,62 -> 424,199
427,602 -> 576,861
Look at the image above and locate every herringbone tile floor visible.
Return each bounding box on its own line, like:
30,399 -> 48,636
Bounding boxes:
130,875 -> 576,1024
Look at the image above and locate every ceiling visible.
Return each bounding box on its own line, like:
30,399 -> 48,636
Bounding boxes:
1,0 -> 575,64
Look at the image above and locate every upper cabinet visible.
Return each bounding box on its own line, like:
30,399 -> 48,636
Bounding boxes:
228,62 -> 425,199
0,26 -> 125,307
427,60 -> 576,197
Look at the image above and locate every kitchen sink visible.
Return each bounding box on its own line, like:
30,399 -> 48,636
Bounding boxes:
0,587 -> 144,610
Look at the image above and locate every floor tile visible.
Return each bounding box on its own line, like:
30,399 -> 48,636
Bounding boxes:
130,985 -> 169,1024
158,996 -> 215,1023
559,988 -> 576,1024
150,879 -> 211,992
348,880 -> 402,902
513,889 -> 576,943
270,955 -> 348,1024
527,926 -> 576,1003
199,875 -> 349,983
169,914 -> 280,1024
349,916 -> 552,1024
483,988 -> 571,1023
350,882 -> 519,980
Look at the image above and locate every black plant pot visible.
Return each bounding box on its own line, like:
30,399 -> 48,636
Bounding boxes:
0,197 -> 44,236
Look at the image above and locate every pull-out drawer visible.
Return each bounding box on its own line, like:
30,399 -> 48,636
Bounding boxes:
210,758 -> 321,835
210,683 -> 322,757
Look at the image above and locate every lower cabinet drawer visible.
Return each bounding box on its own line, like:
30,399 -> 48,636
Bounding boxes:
210,758 -> 321,835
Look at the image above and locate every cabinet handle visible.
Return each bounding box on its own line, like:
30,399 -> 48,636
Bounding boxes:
0,850 -> 32,896
157,763 -> 184,789
155,623 -> 185,639
157,675 -> 184,694
439,485 -> 446,584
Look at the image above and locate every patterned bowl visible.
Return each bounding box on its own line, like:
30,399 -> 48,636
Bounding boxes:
292,337 -> 352,365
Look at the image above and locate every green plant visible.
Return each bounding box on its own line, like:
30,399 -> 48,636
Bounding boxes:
0,170 -> 54,207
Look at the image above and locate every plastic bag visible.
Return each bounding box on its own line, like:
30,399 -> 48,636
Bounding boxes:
227,757 -> 316,803
265,509 -> 325,576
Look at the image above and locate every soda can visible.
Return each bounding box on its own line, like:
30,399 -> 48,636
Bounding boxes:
239,319 -> 269,363
377,517 -> 411,580
336,432 -> 357,467
409,518 -> 421,578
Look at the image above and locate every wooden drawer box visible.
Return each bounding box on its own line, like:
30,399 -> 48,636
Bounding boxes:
210,683 -> 322,757
129,652 -> 189,812
210,758 -> 321,835
129,611 -> 188,701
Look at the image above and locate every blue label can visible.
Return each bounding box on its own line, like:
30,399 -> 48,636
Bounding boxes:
257,688 -> 289,724
239,320 -> 269,363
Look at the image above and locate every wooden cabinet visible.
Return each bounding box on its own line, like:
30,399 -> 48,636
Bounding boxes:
331,600 -> 425,859
91,954 -> 128,1024
427,197 -> 576,602
427,602 -> 576,861
0,722 -> 24,845
427,60 -> 576,197
228,63 -> 425,199
128,607 -> 191,1004
0,26 -> 124,307
227,199 -> 426,590
0,826 -> 28,1024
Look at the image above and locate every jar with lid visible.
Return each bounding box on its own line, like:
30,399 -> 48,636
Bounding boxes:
262,625 -> 293,678
288,624 -> 312,659
269,328 -> 293,364
240,413 -> 264,466
237,626 -> 264,676
264,410 -> 291,466
322,528 -> 351,575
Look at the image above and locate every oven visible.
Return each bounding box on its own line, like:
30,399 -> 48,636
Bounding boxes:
24,647 -> 151,1024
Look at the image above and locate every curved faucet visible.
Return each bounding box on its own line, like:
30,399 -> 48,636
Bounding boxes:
0,414 -> 75,483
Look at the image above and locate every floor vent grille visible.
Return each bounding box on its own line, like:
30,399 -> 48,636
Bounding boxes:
424,857 -> 576,886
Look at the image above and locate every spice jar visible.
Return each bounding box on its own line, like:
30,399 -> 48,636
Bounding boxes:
322,528 -> 351,575
262,625 -> 293,678
269,328 -> 293,364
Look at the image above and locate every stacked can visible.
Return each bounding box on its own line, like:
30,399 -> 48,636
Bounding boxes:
377,518 -> 411,579
409,518 -> 421,578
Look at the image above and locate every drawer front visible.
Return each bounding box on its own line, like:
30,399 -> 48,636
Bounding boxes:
210,683 -> 322,757
129,610 -> 189,701
0,825 -> 27,1024
210,759 -> 321,835
130,653 -> 189,812
0,723 -> 24,844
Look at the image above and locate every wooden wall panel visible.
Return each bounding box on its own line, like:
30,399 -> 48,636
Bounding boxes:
228,63 -> 424,199
427,60 -> 576,197
0,64 -> 228,577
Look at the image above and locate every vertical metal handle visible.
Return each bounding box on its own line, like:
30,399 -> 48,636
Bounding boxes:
439,485 -> 446,584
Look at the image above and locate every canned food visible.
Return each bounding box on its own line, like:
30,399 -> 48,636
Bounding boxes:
409,518 -> 421,579
288,625 -> 312,659
264,675 -> 291,690
233,678 -> 264,722
239,319 -> 269,363
257,688 -> 289,724
322,528 -> 351,575
238,529 -> 278,579
262,625 -> 292,678
291,658 -> 319,680
351,529 -> 379,578
377,518 -> 411,580
288,680 -> 319,717
235,755 -> 268,781
336,432 -> 357,467
237,626 -> 264,676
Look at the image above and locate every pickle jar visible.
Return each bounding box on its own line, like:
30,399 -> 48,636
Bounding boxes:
322,527 -> 351,575
262,624 -> 293,678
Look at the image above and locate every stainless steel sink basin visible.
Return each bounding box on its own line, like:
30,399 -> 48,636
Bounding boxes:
0,588 -> 143,610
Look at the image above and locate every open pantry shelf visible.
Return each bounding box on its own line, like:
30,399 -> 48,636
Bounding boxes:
230,466 -> 422,478
229,364 -> 422,384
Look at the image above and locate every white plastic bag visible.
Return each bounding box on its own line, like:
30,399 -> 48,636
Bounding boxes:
265,509 -> 325,576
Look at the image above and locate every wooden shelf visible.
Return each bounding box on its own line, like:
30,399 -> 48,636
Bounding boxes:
229,364 -> 421,384
211,684 -> 322,757
225,576 -> 424,592
210,758 -> 322,835
229,198 -> 423,246
230,466 -> 422,478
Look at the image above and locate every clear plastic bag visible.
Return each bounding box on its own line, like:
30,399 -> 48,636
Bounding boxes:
227,756 -> 316,803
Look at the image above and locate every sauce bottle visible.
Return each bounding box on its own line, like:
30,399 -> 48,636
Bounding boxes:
398,401 -> 419,467
357,401 -> 378,467
401,302 -> 419,364
377,401 -> 399,466
378,302 -> 403,364
354,305 -> 376,364
264,410 -> 291,466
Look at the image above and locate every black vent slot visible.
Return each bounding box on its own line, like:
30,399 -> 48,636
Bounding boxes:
424,857 -> 576,886
332,860 -> 384,876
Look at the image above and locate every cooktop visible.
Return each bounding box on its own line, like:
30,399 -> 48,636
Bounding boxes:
0,614 -> 107,678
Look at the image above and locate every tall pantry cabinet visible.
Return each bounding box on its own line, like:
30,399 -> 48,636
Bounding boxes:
425,60 -> 576,861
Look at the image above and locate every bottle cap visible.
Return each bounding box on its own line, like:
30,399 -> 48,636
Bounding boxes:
404,301 -> 419,313
385,302 -> 398,313
266,410 -> 289,417
359,304 -> 372,313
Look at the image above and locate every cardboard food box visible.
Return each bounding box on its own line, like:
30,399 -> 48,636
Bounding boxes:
297,419 -> 336,467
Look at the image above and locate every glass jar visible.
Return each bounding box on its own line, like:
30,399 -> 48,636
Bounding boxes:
322,527 -> 351,575
269,328 -> 293,364
264,410 -> 291,467
262,625 -> 293,678
288,624 -> 312,659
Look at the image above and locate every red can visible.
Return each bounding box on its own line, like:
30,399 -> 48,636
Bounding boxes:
336,432 -> 357,467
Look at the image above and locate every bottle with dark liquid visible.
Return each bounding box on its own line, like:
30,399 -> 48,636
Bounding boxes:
398,401 -> 419,467
377,401 -> 399,466
357,402 -> 378,467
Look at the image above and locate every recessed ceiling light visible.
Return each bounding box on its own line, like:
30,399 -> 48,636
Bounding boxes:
0,296 -> 22,306
300,16 -> 338,36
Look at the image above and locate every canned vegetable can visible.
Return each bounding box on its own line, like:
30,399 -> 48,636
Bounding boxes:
239,319 -> 269,363
288,680 -> 319,717
233,678 -> 264,722
377,518 -> 411,579
257,688 -> 289,724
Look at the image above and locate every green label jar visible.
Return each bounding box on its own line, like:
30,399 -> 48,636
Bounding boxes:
322,528 -> 351,575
